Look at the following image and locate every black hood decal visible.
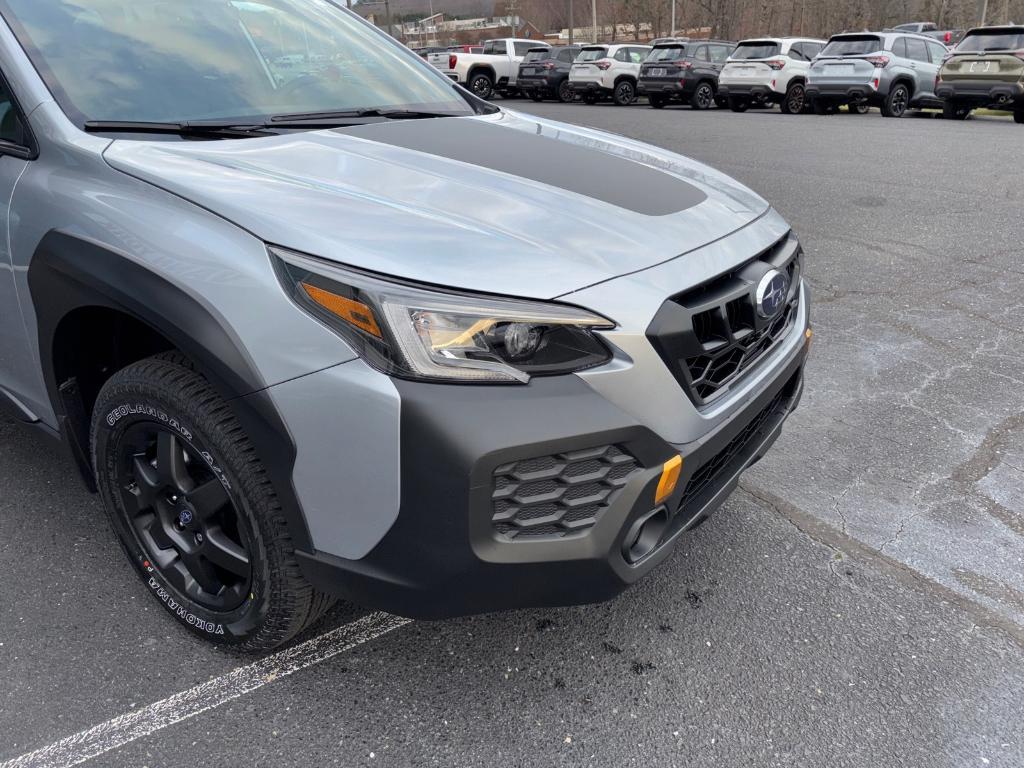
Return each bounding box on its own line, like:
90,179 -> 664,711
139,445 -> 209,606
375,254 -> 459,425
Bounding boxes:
345,117 -> 707,216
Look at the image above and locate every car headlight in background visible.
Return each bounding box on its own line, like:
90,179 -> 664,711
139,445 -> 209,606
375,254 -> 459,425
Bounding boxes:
271,247 -> 615,383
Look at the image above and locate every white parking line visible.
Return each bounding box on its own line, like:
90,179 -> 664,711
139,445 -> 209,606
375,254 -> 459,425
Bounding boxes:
0,612 -> 411,768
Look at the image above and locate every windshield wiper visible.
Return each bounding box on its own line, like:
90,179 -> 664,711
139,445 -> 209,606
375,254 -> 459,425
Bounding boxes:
83,121 -> 278,138
268,108 -> 463,125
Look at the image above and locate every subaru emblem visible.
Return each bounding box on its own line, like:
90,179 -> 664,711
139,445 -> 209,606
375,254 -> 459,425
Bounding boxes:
755,269 -> 790,319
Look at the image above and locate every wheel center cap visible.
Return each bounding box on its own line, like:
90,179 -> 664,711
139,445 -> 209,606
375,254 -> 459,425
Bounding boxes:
176,503 -> 196,528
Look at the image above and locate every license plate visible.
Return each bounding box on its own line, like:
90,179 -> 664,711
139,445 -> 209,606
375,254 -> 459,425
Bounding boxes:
522,67 -> 536,75
650,67 -> 666,77
828,64 -> 856,75
736,67 -> 756,76
969,60 -> 995,73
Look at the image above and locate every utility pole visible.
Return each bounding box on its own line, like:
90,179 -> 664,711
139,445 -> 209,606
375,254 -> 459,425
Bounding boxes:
592,0 -> 597,43
671,0 -> 676,36
569,0 -> 574,46
980,0 -> 989,25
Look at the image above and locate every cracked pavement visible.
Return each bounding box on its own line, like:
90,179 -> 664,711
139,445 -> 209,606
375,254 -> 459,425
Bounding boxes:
1,105 -> 1022,767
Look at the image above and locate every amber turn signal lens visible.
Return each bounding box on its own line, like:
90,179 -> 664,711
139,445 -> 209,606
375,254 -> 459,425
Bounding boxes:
655,455 -> 683,505
805,327 -> 813,348
301,282 -> 383,339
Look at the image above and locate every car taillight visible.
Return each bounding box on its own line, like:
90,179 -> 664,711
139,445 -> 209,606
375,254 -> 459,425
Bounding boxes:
944,32 -> 952,44
865,55 -> 890,68
1015,49 -> 1024,62
449,54 -> 457,69
543,61 -> 556,70
596,60 -> 612,70
765,59 -> 785,70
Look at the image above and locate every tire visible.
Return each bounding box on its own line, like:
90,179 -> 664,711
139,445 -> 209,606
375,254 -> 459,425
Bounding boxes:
613,80 -> 636,106
92,353 -> 334,651
812,98 -> 833,115
468,71 -> 494,100
1015,111 -> 1024,124
557,79 -> 575,103
528,92 -> 543,102
582,93 -> 599,105
881,83 -> 910,118
649,95 -> 667,109
780,82 -> 805,114
728,95 -> 749,112
690,82 -> 716,110
942,101 -> 971,120
848,103 -> 871,114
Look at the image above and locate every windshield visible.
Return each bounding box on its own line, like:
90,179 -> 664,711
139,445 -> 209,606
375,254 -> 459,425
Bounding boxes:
577,47 -> 608,62
523,49 -> 552,63
956,30 -> 1024,52
821,36 -> 883,56
0,0 -> 474,126
647,46 -> 687,62
731,41 -> 781,59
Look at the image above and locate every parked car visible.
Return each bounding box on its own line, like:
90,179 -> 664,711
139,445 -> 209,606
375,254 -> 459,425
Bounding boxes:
0,0 -> 809,650
935,25 -> 1024,122
806,31 -> 949,116
412,46 -> 446,59
719,37 -> 826,113
638,40 -> 734,109
893,22 -> 964,45
517,45 -> 581,103
570,43 -> 653,105
428,38 -> 549,99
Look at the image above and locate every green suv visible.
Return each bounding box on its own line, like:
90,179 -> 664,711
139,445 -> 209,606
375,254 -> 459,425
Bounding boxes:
936,26 -> 1024,122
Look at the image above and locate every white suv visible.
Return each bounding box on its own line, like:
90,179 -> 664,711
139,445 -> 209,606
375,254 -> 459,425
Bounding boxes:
569,43 -> 653,105
719,38 -> 826,114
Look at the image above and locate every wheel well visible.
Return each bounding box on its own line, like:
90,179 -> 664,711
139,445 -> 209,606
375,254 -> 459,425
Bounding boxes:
52,306 -> 175,457
467,65 -> 495,81
787,76 -> 806,87
891,77 -> 915,95
614,74 -> 637,87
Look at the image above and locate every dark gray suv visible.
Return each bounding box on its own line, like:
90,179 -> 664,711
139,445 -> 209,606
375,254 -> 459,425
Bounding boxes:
806,31 -> 949,116
517,45 -> 581,103
638,40 -> 735,109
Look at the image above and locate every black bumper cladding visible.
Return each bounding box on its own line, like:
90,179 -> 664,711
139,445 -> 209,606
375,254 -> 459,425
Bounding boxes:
296,340 -> 807,619
935,80 -> 1024,106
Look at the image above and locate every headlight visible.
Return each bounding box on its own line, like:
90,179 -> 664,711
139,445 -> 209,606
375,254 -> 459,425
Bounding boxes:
271,247 -> 615,383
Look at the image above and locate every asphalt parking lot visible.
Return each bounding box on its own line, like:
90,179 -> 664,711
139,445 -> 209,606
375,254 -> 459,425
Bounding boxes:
2,104 -> 1023,768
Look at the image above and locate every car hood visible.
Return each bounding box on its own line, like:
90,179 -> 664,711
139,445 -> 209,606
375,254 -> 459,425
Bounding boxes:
103,110 -> 769,299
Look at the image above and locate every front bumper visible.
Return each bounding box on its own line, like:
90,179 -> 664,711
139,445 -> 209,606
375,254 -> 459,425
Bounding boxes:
935,79 -> 1024,107
295,341 -> 808,619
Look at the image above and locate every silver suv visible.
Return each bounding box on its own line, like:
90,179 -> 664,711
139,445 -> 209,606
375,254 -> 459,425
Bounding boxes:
0,0 -> 810,650
807,31 -> 949,116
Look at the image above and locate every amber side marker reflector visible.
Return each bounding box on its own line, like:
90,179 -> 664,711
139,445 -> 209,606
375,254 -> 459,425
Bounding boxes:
805,327 -> 813,348
301,282 -> 383,339
655,455 -> 683,505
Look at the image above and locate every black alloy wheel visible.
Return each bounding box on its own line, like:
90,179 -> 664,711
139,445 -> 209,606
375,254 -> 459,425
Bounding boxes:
613,80 -> 636,106
691,82 -> 715,109
557,79 -> 575,103
118,423 -> 252,611
469,72 -> 494,100
882,84 -> 910,117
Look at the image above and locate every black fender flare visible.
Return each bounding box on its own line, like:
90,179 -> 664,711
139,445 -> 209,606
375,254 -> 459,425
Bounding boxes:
27,230 -> 315,552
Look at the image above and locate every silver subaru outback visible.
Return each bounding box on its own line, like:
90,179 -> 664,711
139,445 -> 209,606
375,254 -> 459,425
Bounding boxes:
0,0 -> 810,649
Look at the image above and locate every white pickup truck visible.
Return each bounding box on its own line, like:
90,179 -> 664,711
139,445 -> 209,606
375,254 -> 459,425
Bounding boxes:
429,38 -> 551,99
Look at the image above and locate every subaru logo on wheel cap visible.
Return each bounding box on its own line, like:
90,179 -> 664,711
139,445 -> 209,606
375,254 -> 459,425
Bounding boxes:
756,269 -> 790,319
177,507 -> 194,526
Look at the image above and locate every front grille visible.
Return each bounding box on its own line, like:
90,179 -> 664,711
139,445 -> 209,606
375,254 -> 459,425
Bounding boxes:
491,445 -> 643,541
647,233 -> 803,407
678,371 -> 797,515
